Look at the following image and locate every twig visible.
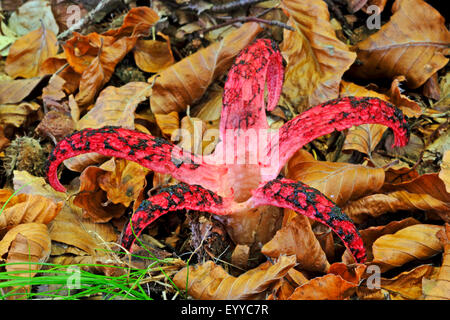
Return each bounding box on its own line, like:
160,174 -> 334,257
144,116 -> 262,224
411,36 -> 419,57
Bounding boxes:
57,0 -> 124,39
209,0 -> 269,13
199,16 -> 294,34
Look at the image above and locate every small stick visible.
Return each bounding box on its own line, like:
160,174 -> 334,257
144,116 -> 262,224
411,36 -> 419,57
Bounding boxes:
57,0 -> 124,39
209,0 -> 269,13
199,16 -> 294,34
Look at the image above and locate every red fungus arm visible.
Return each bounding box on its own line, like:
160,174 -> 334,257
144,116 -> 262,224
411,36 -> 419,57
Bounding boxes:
121,183 -> 233,250
219,38 -> 284,135
264,97 -> 410,179
251,177 -> 366,263
46,126 -> 226,193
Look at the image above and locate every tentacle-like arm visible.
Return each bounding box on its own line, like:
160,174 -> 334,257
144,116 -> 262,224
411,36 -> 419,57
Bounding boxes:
121,183 -> 233,250
264,97 -> 410,179
250,177 -> 366,263
219,39 -> 284,135
46,126 -> 226,193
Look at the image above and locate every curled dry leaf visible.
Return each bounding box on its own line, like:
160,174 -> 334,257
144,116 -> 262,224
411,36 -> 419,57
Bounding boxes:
0,192 -> 63,229
379,264 -> 435,300
0,101 -> 41,128
372,224 -> 443,271
154,111 -> 180,138
64,82 -> 152,172
387,76 -> 422,118
262,211 -> 330,273
172,255 -> 296,300
287,273 -> 358,300
97,158 -> 150,208
149,22 -> 262,114
5,25 -> 58,79
423,224 -> 450,300
134,33 -> 175,73
0,222 -> 51,259
280,0 -> 356,111
287,149 -> 385,207
439,150 -> 450,193
342,191 -> 450,224
349,0 -> 450,89
73,165 -> 127,223
342,217 -> 420,262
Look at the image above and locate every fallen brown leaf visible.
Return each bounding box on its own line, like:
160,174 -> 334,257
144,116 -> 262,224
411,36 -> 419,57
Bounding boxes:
172,255 -> 296,300
262,211 -> 329,272
349,0 -> 450,88
372,224 -> 443,271
134,34 -> 174,73
0,192 -> 63,229
288,149 -> 385,207
0,101 -> 41,128
5,24 -> 58,79
280,0 -> 356,111
423,224 -> 450,300
0,76 -> 47,104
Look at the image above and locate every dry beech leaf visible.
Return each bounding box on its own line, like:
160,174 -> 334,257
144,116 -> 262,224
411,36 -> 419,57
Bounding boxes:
149,22 -> 262,114
172,255 -> 296,300
262,211 -> 330,273
7,0 -> 59,37
134,34 -> 174,73
388,76 -> 422,117
97,158 -> 150,208
287,149 -> 385,207
63,82 -> 152,172
287,273 -> 358,300
372,224 -> 443,271
280,0 -> 356,111
0,101 -> 41,128
384,166 -> 420,185
154,111 -> 180,138
48,208 -> 118,256
0,222 -> 51,259
102,6 -> 159,38
5,25 -> 58,79
73,165 -> 127,223
379,264 -> 434,300
12,170 -> 66,202
0,76 -> 47,104
342,191 -> 450,224
423,224 -> 450,300
343,217 -> 420,263
349,0 -> 450,89
0,193 -> 63,229
74,36 -> 137,107
439,150 -> 450,193
328,262 -> 367,285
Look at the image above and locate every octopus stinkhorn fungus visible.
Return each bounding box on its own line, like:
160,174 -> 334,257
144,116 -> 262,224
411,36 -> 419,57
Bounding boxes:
46,39 -> 410,263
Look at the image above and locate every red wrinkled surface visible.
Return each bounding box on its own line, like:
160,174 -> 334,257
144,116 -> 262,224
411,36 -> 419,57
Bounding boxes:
46,38 -> 411,263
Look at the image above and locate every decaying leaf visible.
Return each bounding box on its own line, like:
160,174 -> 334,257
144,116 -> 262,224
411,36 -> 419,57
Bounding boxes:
48,208 -> 118,256
5,24 -> 58,79
372,224 -> 443,271
149,22 -> 262,114
262,211 -> 330,273
0,222 -> 51,259
349,0 -> 450,89
0,192 -> 63,229
423,224 -> 450,300
172,255 -> 296,300
287,149 -> 385,206
72,165 -> 127,223
280,0 -> 356,111
0,101 -> 41,128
